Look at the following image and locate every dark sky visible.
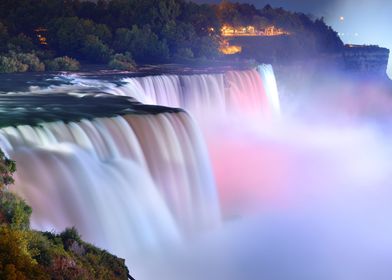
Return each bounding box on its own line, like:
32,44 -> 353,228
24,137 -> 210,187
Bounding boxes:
195,0 -> 392,77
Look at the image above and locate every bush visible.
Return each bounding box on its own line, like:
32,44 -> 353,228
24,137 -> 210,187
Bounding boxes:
60,227 -> 82,245
0,52 -> 45,73
45,56 -> 80,71
0,149 -> 16,189
27,231 -> 63,267
0,55 -> 28,73
0,191 -> 31,230
108,53 -> 136,71
15,53 -> 45,72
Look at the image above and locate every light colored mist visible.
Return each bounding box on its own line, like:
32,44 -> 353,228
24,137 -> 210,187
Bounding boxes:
128,74 -> 392,279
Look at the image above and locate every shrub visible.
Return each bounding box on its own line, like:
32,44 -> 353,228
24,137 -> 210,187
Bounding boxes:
108,53 -> 136,71
60,227 -> 82,245
0,52 -> 45,73
0,55 -> 28,73
0,149 -> 16,189
0,191 -> 31,230
15,53 -> 45,72
45,56 -> 80,71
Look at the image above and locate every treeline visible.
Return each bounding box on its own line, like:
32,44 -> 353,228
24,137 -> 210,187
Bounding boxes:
0,0 -> 343,73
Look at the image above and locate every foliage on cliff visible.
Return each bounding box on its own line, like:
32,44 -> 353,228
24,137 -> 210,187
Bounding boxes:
0,150 -> 130,280
0,0 -> 343,72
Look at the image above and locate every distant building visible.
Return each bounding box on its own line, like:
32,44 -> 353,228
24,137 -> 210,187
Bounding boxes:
34,27 -> 48,46
221,25 -> 290,37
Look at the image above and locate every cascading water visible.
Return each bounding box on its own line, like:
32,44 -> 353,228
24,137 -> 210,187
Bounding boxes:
103,66 -> 283,218
0,65 -> 282,278
1,111 -> 219,251
113,65 -> 281,117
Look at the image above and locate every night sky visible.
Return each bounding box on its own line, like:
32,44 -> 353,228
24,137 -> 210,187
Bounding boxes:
195,0 -> 392,78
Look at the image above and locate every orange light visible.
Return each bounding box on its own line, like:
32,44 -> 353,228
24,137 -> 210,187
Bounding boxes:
221,25 -> 289,37
220,45 -> 242,55
219,39 -> 242,55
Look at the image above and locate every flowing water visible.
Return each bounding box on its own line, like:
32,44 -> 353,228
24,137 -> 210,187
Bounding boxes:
0,65 -> 280,276
1,65 -> 391,279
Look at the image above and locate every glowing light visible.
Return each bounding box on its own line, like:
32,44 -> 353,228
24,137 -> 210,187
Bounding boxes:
340,16 -> 345,21
221,25 -> 289,37
219,38 -> 242,55
219,44 -> 242,55
34,27 -> 48,46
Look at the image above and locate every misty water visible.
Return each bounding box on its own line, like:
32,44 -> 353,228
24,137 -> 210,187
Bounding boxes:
1,67 -> 392,280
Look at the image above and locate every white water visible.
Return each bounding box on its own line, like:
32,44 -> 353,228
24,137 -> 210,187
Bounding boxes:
0,66 -> 283,278
113,66 -> 280,118
0,112 -> 219,259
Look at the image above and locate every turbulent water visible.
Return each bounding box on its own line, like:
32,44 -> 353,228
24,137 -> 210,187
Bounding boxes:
4,65 -> 390,280
1,112 -> 220,250
114,65 -> 280,118
0,65 -> 280,275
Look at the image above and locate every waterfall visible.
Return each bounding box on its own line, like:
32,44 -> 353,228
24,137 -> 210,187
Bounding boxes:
113,66 -> 281,117
0,111 -> 219,259
0,65 -> 281,272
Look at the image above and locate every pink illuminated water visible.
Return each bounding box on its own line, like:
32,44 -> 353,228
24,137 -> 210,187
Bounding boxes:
1,65 -> 391,280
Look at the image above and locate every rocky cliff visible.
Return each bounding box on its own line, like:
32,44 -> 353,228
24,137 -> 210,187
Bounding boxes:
342,45 -> 389,76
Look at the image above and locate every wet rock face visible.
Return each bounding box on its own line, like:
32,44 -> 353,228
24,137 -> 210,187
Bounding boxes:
343,45 -> 390,76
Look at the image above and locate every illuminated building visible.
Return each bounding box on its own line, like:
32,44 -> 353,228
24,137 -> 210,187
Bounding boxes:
34,27 -> 48,46
221,25 -> 290,37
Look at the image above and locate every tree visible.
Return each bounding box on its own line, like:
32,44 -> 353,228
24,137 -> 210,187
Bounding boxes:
0,22 -> 9,52
81,35 -> 113,63
0,226 -> 48,280
192,36 -> 220,59
113,25 -> 169,63
162,21 -> 196,55
49,17 -> 87,55
178,2 -> 220,36
217,0 -> 241,26
8,34 -> 36,53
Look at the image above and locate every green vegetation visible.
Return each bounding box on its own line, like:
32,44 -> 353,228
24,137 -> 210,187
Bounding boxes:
109,53 -> 137,71
45,56 -> 80,71
0,150 -> 130,279
0,0 -> 344,73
